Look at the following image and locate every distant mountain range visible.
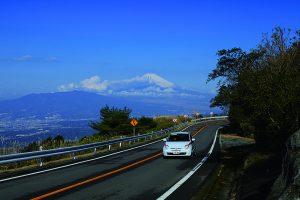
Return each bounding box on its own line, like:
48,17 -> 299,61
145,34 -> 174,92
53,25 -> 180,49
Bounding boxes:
0,74 -> 220,144
0,90 -> 217,120
0,73 -> 219,120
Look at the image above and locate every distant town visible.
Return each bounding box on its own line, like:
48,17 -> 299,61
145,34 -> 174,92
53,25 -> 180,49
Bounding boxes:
0,114 -> 94,147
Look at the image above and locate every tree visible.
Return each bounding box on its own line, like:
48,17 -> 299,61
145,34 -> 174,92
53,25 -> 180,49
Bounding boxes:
208,27 -> 300,150
136,116 -> 157,133
90,105 -> 132,135
153,117 -> 174,130
53,135 -> 64,147
41,137 -> 54,149
22,141 -> 39,152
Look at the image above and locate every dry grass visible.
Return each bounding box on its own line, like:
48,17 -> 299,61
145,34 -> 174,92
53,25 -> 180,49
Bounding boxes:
221,134 -> 254,142
220,134 -> 255,150
0,134 -> 166,175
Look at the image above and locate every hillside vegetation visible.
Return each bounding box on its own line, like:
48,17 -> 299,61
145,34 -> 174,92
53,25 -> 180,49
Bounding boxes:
20,105 -> 193,152
208,27 -> 300,151
89,105 -> 190,136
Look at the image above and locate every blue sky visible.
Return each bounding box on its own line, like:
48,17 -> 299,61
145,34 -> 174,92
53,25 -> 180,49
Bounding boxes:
0,0 -> 299,99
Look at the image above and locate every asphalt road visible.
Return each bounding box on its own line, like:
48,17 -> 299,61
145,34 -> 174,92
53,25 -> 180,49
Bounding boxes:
0,120 -> 227,200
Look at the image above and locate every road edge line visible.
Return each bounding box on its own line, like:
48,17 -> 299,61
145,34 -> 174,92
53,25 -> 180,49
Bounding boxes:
157,126 -> 222,200
0,122 -> 204,183
0,140 -> 161,183
0,123 -> 200,183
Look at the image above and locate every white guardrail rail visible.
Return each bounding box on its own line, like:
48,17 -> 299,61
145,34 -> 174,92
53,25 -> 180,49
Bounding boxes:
0,116 -> 228,166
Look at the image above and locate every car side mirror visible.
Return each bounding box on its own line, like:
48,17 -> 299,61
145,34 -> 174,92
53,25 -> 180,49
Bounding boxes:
162,138 -> 167,142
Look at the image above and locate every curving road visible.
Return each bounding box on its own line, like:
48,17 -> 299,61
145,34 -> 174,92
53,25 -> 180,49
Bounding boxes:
0,120 -> 227,200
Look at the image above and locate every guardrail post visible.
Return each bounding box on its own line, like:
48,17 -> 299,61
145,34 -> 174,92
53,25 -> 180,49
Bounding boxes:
37,145 -> 43,167
119,136 -> 122,148
72,152 -> 76,160
37,158 -> 43,167
93,148 -> 97,155
137,134 -> 140,142
108,144 -> 111,151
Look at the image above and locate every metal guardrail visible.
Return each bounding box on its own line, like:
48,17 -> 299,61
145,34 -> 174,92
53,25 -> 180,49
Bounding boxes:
0,122 -> 189,166
191,116 -> 228,123
0,116 -> 228,166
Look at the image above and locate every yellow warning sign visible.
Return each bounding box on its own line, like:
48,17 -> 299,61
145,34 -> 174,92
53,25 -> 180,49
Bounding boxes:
130,119 -> 138,127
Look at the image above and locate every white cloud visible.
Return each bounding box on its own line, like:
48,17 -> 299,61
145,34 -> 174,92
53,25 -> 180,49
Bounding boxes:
111,86 -> 174,97
16,55 -> 32,61
59,76 -> 108,92
0,55 -> 61,63
57,73 -> 205,99
47,57 -> 58,61
178,92 -> 205,99
80,76 -> 109,91
58,83 -> 78,92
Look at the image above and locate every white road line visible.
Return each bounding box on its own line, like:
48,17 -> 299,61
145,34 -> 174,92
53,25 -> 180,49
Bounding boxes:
0,122 -> 203,183
181,123 -> 198,131
0,140 -> 161,183
157,126 -> 222,200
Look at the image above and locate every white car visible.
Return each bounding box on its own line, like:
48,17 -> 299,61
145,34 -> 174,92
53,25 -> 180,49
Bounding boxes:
162,131 -> 196,158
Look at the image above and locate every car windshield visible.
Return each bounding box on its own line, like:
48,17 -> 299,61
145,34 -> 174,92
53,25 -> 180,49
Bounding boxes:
168,134 -> 190,141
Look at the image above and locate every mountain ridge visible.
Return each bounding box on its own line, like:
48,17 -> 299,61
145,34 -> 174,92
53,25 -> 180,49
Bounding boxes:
0,90 -> 217,120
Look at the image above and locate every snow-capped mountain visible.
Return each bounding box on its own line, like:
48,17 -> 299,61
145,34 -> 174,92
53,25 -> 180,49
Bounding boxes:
0,74 -> 219,142
0,90 -> 219,144
132,73 -> 174,88
0,90 -> 217,120
0,73 -> 219,120
107,73 -> 175,97
58,73 -> 204,99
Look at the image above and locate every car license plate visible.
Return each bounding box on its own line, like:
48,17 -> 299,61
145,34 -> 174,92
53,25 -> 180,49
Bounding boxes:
173,151 -> 179,154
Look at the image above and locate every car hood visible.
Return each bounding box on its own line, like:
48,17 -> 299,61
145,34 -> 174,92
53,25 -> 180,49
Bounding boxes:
165,141 -> 190,148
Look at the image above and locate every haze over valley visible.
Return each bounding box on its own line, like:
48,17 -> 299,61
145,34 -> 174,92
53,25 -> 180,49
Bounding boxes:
0,73 -> 218,145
